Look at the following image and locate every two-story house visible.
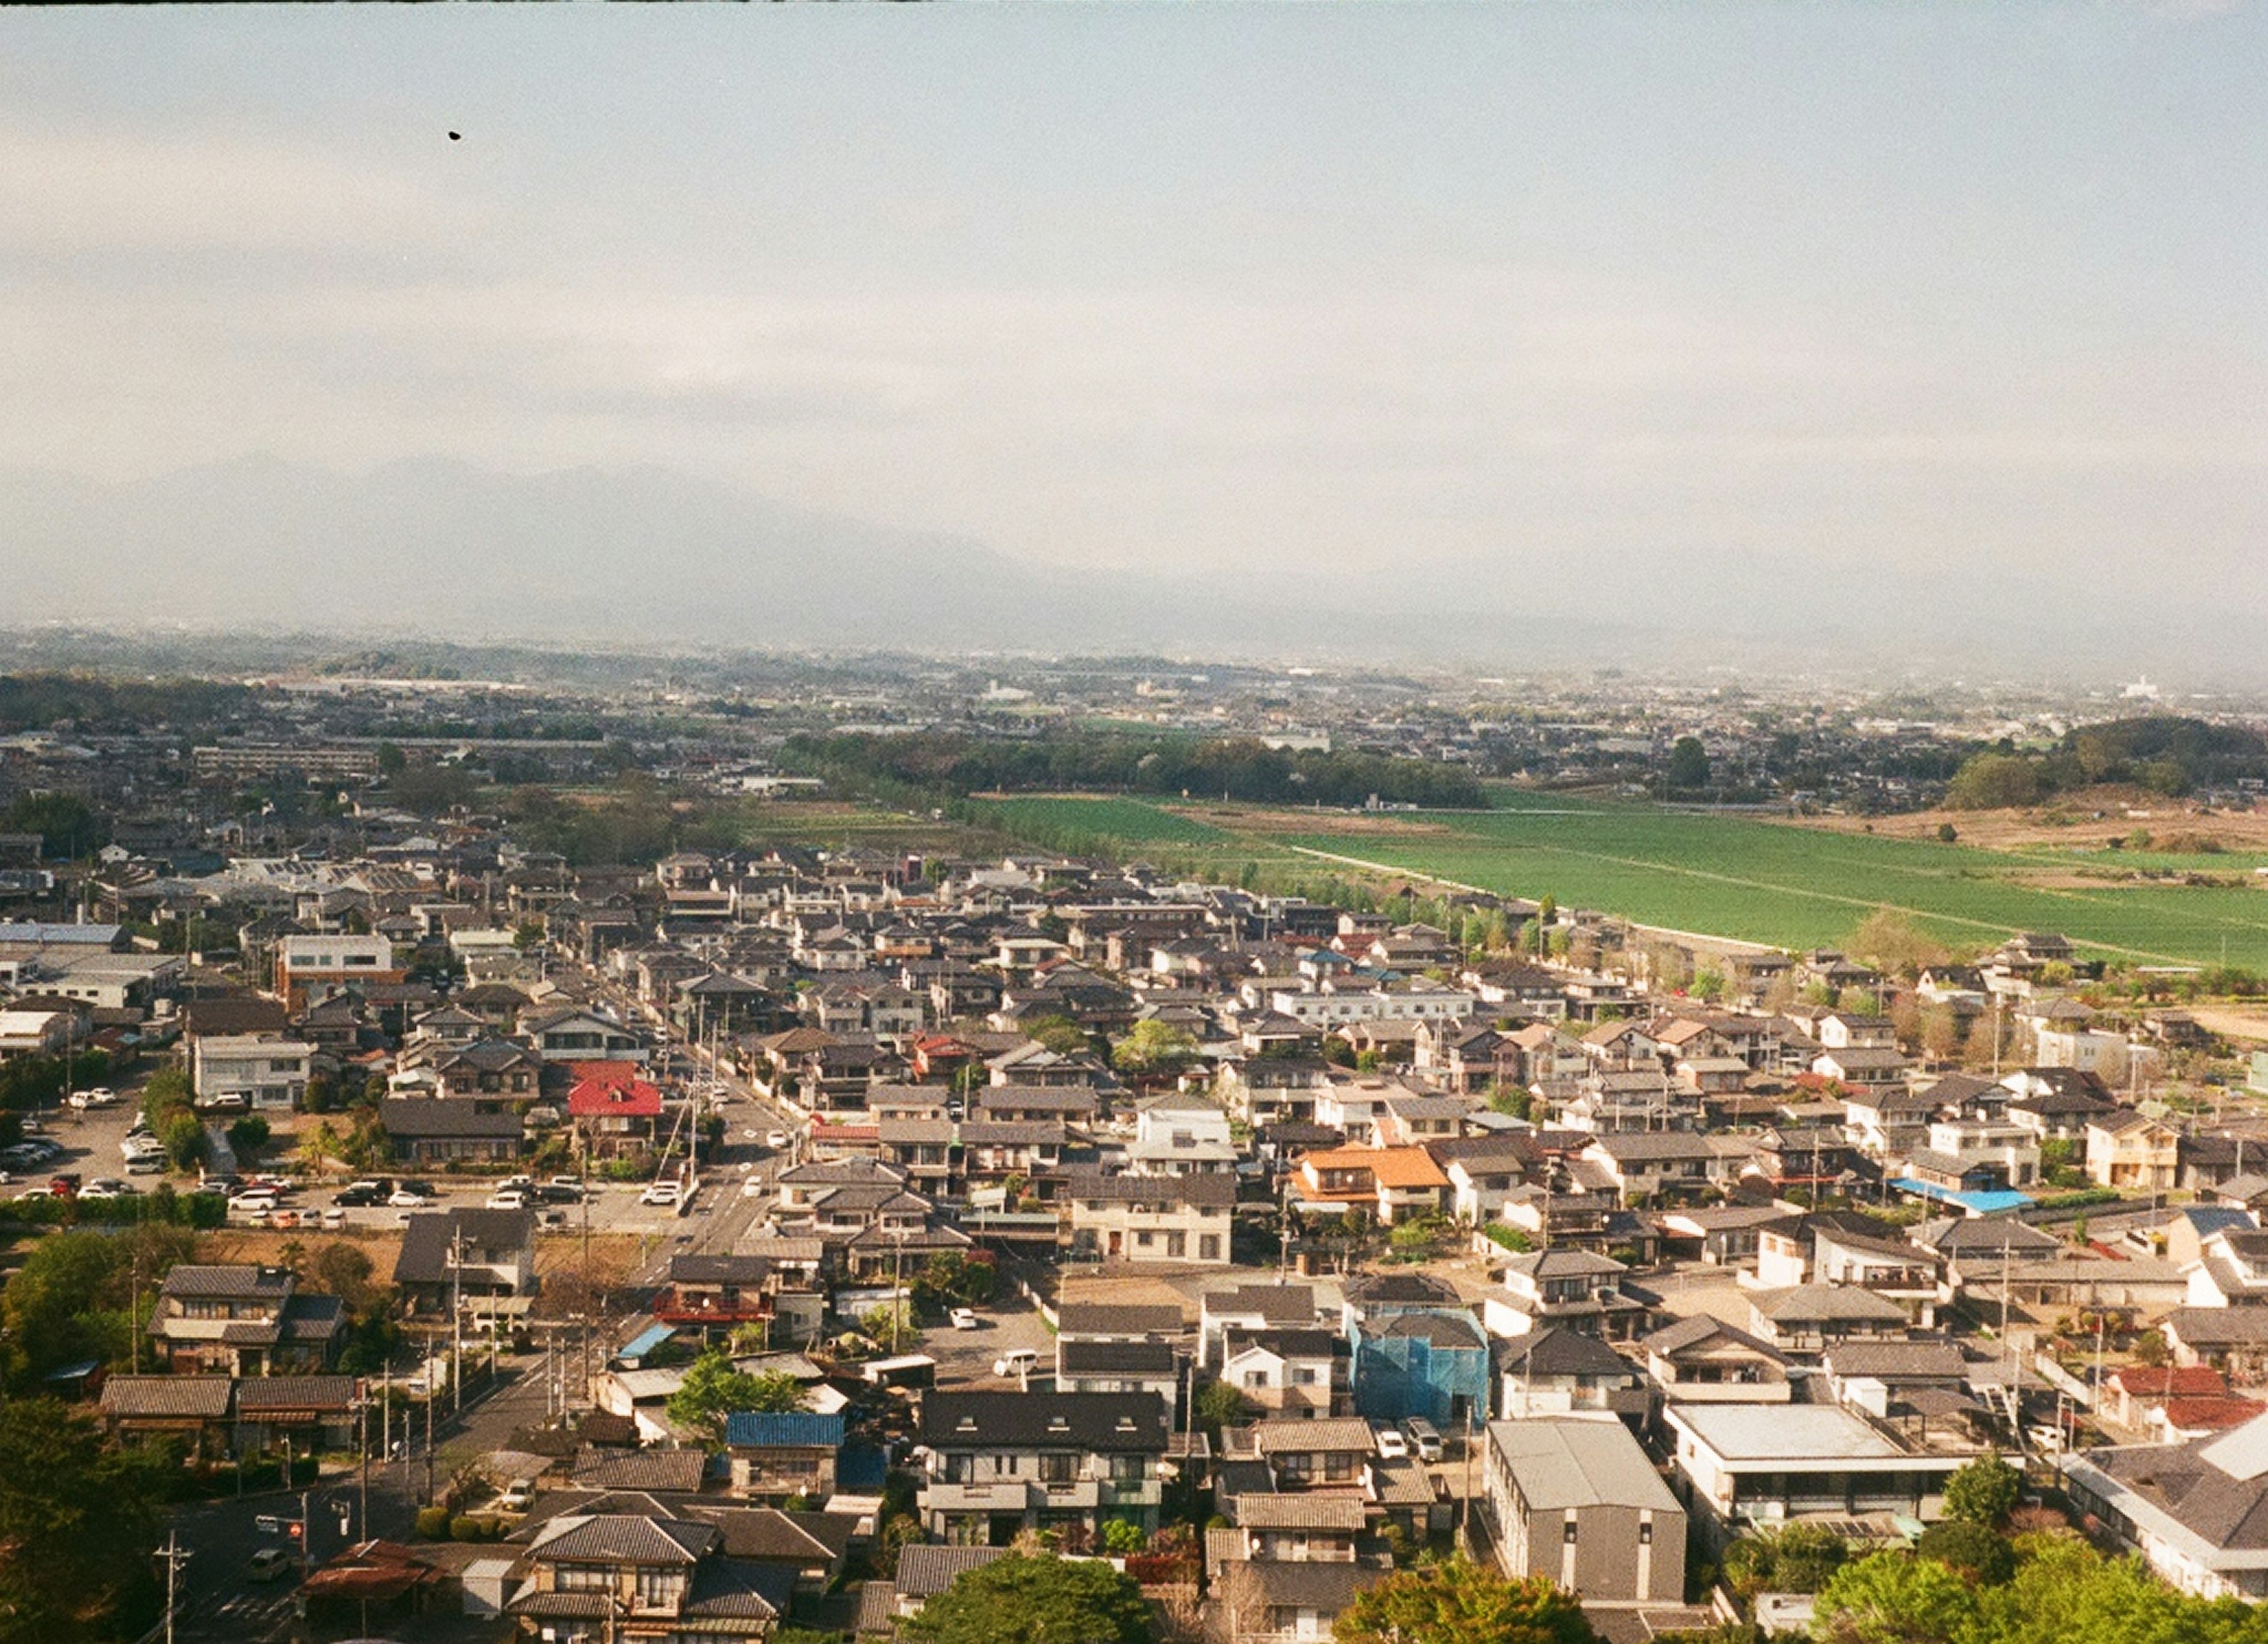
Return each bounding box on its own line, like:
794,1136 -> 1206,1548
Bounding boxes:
915,1391 -> 1171,1546
149,1264 -> 344,1376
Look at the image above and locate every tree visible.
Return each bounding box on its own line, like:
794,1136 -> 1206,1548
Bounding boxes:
226,1114 -> 272,1161
1941,1452 -> 2022,1526
1946,754 -> 2041,811
1667,736 -> 1710,793
1336,1555 -> 1596,1644
1723,1524 -> 1849,1600
0,1396 -> 164,1642
902,1552 -> 1153,1644
1811,1552 -> 1979,1644
1025,1015 -> 1090,1057
1110,1020 -> 1200,1079
665,1348 -> 803,1440
512,919 -> 548,953
1194,1378 -> 1256,1433
1912,1521 -> 2014,1586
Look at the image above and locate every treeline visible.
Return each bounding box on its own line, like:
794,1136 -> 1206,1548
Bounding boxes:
1947,716 -> 2268,810
784,730 -> 1487,810
0,672 -> 253,737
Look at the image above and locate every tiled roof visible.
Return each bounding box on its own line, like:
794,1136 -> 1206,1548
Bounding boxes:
722,1412 -> 846,1450
100,1375 -> 233,1420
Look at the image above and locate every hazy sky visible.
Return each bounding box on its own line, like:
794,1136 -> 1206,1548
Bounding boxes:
4,5 -> 2264,597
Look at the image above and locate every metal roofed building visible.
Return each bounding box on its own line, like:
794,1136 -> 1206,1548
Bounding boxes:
1482,1417 -> 1686,1606
1663,1402 -> 1968,1540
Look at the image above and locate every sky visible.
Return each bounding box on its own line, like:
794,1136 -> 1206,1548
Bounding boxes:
2,6 -> 2264,659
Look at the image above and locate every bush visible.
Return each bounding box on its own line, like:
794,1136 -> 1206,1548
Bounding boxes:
1943,1452 -> 2022,1526
449,1515 -> 503,1542
415,1507 -> 450,1540
1914,1519 -> 2015,1585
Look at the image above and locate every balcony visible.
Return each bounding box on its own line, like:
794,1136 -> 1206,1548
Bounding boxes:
921,1480 -> 1037,1515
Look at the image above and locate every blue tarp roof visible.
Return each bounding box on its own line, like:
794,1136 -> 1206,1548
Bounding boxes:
614,1323 -> 676,1365
1888,1179 -> 2034,1216
723,1411 -> 847,1450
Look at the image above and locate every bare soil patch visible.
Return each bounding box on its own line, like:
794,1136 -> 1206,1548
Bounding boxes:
1777,787 -> 2268,854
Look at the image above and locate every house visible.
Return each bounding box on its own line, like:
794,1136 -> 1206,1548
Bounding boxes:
569,1064 -> 665,1160
1222,1329 -> 1349,1418
520,1004 -> 651,1066
1581,1131 -> 1719,1203
1201,1285 -> 1321,1369
2089,1109 -> 2182,1192
1291,1144 -> 1449,1223
2067,1411 -> 2268,1599
1484,1250 -> 1650,1342
191,1036 -> 314,1111
275,935 -> 403,1007
99,1375 -> 235,1457
1127,1096 -> 1238,1177
915,1391 -> 1170,1545
1059,1171 -> 1234,1266
149,1264 -> 344,1376
235,1375 -> 359,1453
1057,1337 -> 1181,1403
1747,1285 -> 1911,1357
393,1207 -> 539,1319
1663,1402 -> 1969,1541
379,1096 -> 525,1165
422,1038 -> 544,1099
1482,1417 -> 1687,1607
1351,1310 -> 1491,1431
723,1411 -> 846,1501
504,1509 -> 794,1642
1493,1324 -> 1647,1420
1642,1316 -> 1793,1405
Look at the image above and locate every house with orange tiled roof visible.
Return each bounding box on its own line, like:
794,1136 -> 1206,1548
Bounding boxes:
1293,1145 -> 1448,1224
569,1064 -> 664,1160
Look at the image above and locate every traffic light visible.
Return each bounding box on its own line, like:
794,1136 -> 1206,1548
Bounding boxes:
288,1521 -> 303,1541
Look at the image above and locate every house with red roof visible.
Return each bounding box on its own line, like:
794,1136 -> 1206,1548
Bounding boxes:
569,1066 -> 664,1160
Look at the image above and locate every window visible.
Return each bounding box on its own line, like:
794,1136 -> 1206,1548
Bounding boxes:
1200,1235 -> 1221,1261
1294,1367 -> 1318,1385
1136,1232 -> 1154,1249
1563,1520 -> 1579,1545
1245,1371 -> 1267,1389
1039,1453 -> 1076,1483
1638,1521 -> 1653,1545
634,1567 -> 679,1609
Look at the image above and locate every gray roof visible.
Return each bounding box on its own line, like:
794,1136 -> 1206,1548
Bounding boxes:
1487,1416 -> 1683,1513
1202,1283 -> 1315,1326
534,1513 -> 718,1566
893,1544 -> 1009,1600
236,1374 -> 356,1413
1056,1302 -> 1184,1338
1233,1494 -> 1370,1531
100,1375 -> 233,1420
919,1391 -> 1169,1453
1060,1339 -> 1177,1376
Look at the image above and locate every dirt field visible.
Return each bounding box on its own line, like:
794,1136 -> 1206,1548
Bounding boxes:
1161,804 -> 1456,839
201,1226 -> 644,1285
1781,787 -> 2268,854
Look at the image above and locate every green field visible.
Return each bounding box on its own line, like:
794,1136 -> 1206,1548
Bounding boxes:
967,791 -> 2268,969
970,796 -> 1234,847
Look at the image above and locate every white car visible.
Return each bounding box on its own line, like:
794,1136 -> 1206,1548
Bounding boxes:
765,1129 -> 790,1151
388,1186 -> 436,1208
1372,1425 -> 1410,1461
229,1191 -> 279,1215
742,1171 -> 770,1199
640,1181 -> 683,1207
247,1547 -> 294,1583
82,1088 -> 119,1109
950,1308 -> 980,1330
993,1349 -> 1039,1379
497,1479 -> 535,1512
485,1189 -> 530,1210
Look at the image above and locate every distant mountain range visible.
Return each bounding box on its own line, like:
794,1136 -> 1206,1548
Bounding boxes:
1,455 -> 2257,682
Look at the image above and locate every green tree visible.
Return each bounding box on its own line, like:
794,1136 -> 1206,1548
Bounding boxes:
902,1552 -> 1153,1644
1337,1555 -> 1596,1644
1912,1521 -> 2014,1587
1100,1518 -> 1146,1556
1811,1553 -> 1978,1644
0,1396 -> 164,1642
1025,1015 -> 1090,1057
1110,1020 -> 1200,1078
1667,736 -> 1711,792
666,1348 -> 804,1440
1941,1452 -> 2022,1526
226,1113 -> 272,1161
1,792 -> 105,860
1945,754 -> 2041,811
1194,1378 -> 1256,1433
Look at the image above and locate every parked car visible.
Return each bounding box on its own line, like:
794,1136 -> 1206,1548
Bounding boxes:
48,1174 -> 80,1198
79,1179 -> 135,1200
993,1348 -> 1039,1379
387,1183 -> 436,1207
536,1183 -> 583,1205
201,1093 -> 248,1112
485,1189 -> 529,1210
229,1191 -> 279,1215
125,1153 -> 167,1176
319,1207 -> 347,1229
497,1479 -> 535,1512
1372,1424 -> 1410,1461
639,1181 -> 683,1207
334,1183 -> 386,1208
498,1174 -> 535,1193
950,1308 -> 980,1331
1402,1417 -> 1443,1463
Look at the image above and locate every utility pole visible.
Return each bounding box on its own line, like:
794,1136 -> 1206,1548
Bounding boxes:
157,1529 -> 188,1644
451,1224 -> 465,1417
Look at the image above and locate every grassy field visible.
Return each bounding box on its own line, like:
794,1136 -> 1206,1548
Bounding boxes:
964,790 -> 2268,969
970,795 -> 1235,846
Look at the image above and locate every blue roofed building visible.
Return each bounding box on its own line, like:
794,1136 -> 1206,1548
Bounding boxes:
1353,1310 -> 1492,1432
723,1410 -> 848,1501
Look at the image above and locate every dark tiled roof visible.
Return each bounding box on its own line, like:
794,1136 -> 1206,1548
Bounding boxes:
236,1374 -> 356,1413
919,1391 -> 1169,1453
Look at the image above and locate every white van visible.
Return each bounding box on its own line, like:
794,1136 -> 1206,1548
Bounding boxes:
1402,1417 -> 1444,1463
992,1348 -> 1040,1379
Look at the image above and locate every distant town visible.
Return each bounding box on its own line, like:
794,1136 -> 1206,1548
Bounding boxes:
8,645 -> 2268,1644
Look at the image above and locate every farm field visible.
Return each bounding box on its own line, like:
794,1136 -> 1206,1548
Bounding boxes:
967,790 -> 2268,969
